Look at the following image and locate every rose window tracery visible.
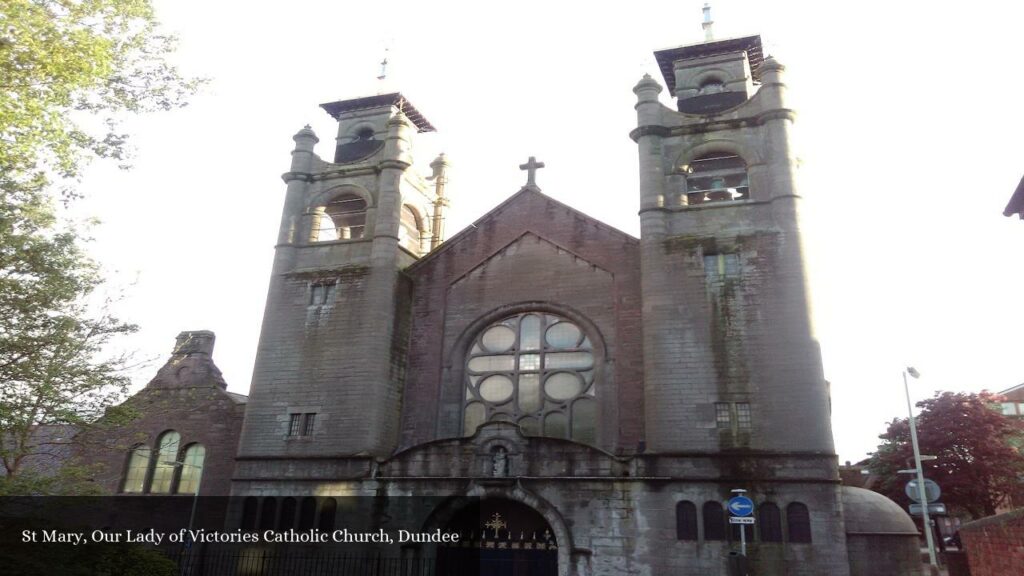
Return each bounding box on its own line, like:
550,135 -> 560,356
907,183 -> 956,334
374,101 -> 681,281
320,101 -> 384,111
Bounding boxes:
463,312 -> 596,444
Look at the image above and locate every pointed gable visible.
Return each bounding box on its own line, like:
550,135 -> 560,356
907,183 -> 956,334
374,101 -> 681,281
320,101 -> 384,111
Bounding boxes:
408,188 -> 637,280
401,189 -> 643,451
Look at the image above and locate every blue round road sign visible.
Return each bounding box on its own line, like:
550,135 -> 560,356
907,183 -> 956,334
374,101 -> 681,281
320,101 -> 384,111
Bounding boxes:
727,496 -> 754,517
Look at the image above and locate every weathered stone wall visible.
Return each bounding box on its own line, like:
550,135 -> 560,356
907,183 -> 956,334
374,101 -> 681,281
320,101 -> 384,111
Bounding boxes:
232,424 -> 851,576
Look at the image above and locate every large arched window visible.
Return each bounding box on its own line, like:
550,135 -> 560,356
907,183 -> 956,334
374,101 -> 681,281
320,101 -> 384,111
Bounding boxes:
684,152 -> 749,204
758,502 -> 783,542
702,501 -> 727,541
315,193 -> 367,241
463,312 -> 596,443
176,443 -> 205,494
122,444 -> 151,493
149,431 -> 180,494
676,501 -> 698,541
399,205 -> 423,254
787,502 -> 812,543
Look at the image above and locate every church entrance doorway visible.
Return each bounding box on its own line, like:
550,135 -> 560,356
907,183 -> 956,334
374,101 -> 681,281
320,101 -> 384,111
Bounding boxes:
435,498 -> 558,576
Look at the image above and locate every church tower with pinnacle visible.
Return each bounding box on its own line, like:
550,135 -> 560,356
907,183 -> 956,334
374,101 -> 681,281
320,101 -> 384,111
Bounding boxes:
236,93 -> 450,466
631,27 -> 855,575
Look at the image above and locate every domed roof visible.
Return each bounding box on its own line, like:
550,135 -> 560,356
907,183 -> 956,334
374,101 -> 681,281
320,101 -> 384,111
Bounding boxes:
841,486 -> 918,534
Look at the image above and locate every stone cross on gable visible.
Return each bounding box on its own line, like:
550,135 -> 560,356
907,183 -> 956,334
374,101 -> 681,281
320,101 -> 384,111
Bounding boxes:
519,156 -> 545,188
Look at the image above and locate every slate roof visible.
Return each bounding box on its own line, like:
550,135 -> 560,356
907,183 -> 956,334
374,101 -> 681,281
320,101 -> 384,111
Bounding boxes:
1003,174 -> 1024,219
320,93 -> 436,133
653,34 -> 764,94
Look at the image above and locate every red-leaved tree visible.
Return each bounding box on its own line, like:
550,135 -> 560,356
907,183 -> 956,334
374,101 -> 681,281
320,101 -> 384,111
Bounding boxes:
868,391 -> 1024,519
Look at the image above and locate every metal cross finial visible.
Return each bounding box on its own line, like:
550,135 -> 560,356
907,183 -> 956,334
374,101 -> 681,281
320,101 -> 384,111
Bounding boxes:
702,3 -> 714,41
519,156 -> 545,188
377,51 -> 389,81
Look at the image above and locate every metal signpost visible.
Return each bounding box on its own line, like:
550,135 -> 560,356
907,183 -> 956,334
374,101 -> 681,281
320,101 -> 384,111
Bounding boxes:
727,490 -> 755,557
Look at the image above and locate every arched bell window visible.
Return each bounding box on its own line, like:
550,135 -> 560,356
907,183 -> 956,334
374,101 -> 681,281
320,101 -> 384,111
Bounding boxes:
399,205 -> 423,254
314,193 -> 367,241
463,312 -> 596,444
698,78 -> 726,94
684,152 -> 749,203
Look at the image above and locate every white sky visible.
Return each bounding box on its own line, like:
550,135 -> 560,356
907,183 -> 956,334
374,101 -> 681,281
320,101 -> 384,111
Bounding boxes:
72,1 -> 1024,463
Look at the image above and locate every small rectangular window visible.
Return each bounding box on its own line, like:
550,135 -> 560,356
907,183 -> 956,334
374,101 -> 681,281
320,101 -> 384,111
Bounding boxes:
715,403 -> 731,428
704,253 -> 740,282
1003,402 -> 1018,416
288,413 -> 302,436
736,403 -> 751,429
309,282 -> 337,306
303,413 -> 316,436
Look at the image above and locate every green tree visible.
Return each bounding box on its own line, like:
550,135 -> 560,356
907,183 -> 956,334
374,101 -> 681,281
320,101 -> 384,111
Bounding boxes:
1,0 -> 203,192
868,391 -> 1024,519
0,191 -> 139,490
0,0 -> 201,493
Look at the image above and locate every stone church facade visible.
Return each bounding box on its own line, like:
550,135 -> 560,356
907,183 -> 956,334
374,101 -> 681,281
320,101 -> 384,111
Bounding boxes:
83,31 -> 924,576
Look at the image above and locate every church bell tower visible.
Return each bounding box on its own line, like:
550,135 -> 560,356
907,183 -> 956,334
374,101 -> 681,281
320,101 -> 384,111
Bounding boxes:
632,34 -> 834,456
236,93 -> 449,470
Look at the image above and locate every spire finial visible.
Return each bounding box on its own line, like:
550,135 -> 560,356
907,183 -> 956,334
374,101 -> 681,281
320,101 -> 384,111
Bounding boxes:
702,3 -> 714,41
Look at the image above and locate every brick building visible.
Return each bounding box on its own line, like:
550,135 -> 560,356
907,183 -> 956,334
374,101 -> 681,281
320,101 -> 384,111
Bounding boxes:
76,330 -> 247,497
84,25 -> 924,576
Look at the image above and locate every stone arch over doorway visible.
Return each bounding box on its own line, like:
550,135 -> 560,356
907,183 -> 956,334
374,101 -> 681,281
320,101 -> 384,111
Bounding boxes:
423,485 -> 572,576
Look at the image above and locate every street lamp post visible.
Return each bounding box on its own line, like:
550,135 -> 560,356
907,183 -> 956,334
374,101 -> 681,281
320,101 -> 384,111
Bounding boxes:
164,460 -> 203,576
163,460 -> 204,535
903,367 -> 938,568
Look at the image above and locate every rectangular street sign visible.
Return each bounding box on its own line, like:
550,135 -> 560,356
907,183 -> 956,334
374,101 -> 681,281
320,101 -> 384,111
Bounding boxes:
729,517 -> 755,524
908,503 -> 947,517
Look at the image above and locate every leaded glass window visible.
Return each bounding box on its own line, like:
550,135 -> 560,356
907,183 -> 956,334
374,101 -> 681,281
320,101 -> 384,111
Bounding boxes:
464,313 -> 596,443
122,445 -> 151,493
176,444 -> 205,495
149,431 -> 180,494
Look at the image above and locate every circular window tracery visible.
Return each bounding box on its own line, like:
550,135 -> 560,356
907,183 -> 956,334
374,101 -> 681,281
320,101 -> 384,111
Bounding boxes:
463,312 -> 596,444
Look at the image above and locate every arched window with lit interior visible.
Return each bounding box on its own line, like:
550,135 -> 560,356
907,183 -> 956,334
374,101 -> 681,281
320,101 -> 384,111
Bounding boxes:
149,430 -> 180,494
314,193 -> 367,241
175,443 -> 205,494
463,312 -> 596,444
399,205 -> 423,254
684,151 -> 749,204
